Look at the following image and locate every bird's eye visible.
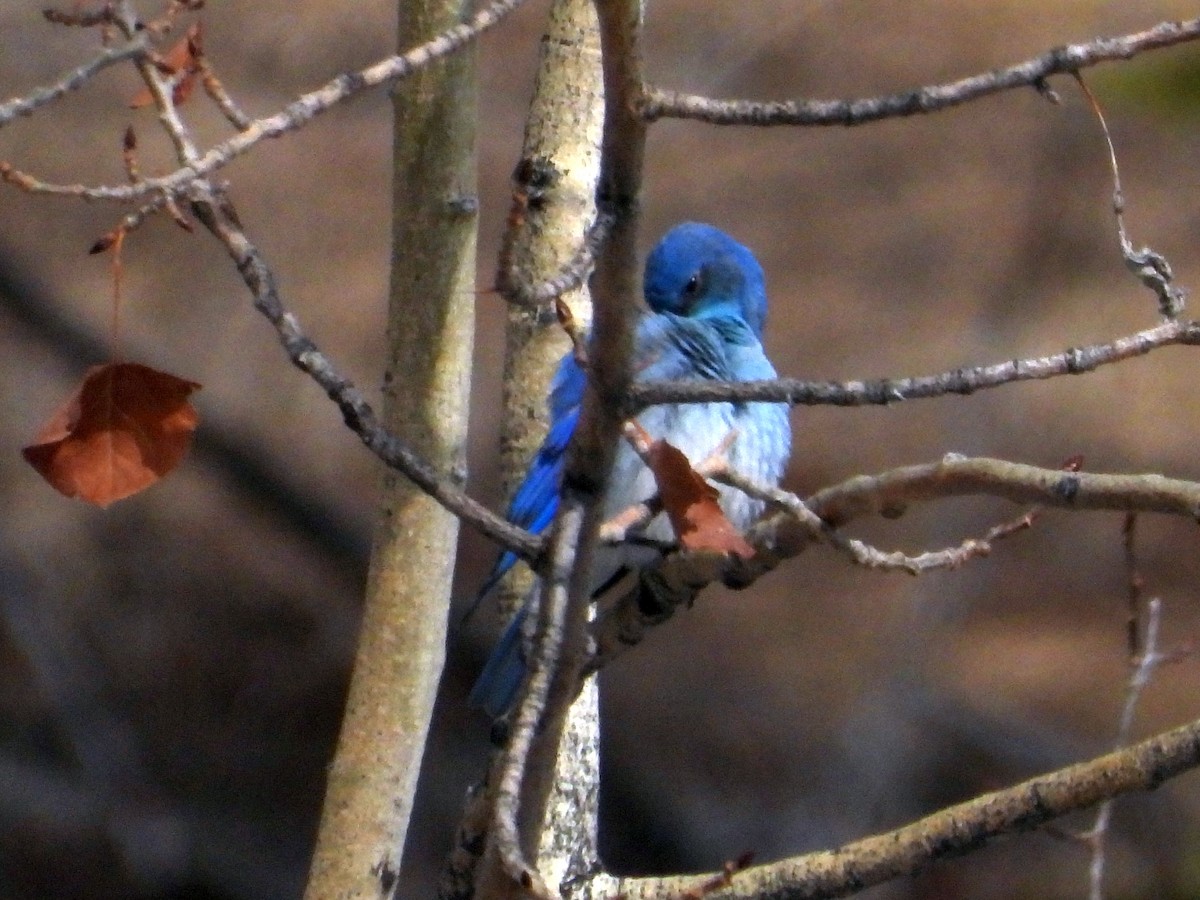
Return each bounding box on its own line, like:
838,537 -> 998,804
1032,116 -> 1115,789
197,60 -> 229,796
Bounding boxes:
683,273 -> 701,296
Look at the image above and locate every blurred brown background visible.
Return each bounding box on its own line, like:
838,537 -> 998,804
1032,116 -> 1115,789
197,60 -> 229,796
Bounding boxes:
2,1 -> 1200,898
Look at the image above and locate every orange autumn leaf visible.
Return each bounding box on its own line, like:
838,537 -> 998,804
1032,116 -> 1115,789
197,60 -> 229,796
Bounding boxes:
641,434 -> 756,560
23,362 -> 201,507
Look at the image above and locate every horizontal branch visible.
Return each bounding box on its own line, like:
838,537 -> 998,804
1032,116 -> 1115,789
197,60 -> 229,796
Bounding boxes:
627,318 -> 1200,409
640,17 -> 1200,126
607,715 -> 1200,900
3,0 -> 529,201
589,456 -> 1200,673
806,455 -> 1200,523
715,465 -> 1038,575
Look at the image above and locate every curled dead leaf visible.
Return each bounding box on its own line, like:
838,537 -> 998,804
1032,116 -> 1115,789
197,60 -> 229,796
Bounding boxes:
23,362 -> 201,506
627,421 -> 756,560
130,23 -> 203,108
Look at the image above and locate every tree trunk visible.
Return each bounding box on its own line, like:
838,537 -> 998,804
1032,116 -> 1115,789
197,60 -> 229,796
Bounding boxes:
303,1 -> 477,897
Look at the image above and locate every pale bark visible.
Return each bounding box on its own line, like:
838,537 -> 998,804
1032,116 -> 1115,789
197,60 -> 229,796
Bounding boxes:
500,0 -> 606,882
479,0 -> 608,895
476,0 -> 649,897
303,1 -> 477,897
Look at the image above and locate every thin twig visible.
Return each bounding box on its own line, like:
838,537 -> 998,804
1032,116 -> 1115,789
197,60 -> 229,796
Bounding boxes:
595,427 -> 739,545
490,503 -> 586,898
497,209 -> 615,309
4,0 -> 531,202
0,34 -> 150,127
716,465 -> 1036,575
111,0 -> 201,166
142,0 -> 206,37
640,18 -> 1200,126
42,3 -> 116,28
88,193 -> 177,253
589,456 -> 1200,672
1074,74 -> 1186,319
198,55 -> 252,131
1087,596 -> 1163,900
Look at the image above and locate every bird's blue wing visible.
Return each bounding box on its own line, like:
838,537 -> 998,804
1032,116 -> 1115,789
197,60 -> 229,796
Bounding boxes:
468,350 -> 586,715
467,602 -> 529,717
469,319 -> 725,715
473,351 -> 584,601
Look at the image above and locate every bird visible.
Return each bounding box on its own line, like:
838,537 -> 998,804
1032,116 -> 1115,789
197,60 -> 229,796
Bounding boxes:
469,222 -> 791,718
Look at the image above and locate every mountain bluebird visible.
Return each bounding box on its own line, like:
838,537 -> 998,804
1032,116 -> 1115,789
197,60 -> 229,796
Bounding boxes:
469,222 -> 791,717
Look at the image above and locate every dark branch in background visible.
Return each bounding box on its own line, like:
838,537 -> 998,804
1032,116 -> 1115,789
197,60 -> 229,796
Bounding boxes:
627,318 -> 1200,409
188,187 -> 541,565
640,17 -> 1200,126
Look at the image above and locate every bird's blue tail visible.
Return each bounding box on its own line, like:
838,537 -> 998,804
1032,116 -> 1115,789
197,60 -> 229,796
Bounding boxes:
467,605 -> 527,718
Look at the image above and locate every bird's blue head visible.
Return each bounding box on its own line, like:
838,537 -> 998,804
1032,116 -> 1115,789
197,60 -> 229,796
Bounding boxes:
642,222 -> 768,338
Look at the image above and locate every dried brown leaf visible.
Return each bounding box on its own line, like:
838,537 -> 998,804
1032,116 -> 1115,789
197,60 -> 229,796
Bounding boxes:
23,362 -> 201,506
637,427 -> 756,559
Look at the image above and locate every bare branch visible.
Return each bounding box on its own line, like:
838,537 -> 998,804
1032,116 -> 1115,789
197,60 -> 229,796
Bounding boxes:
640,17 -> 1200,126
481,2 -> 653,895
1123,513 -> 1144,659
715,465 -> 1037,576
483,3 -> 610,898
111,0 -> 201,166
141,0 -> 207,37
0,35 -> 149,127
1087,596 -> 1164,900
605,714 -> 1200,900
490,505 -> 587,898
197,53 -> 252,131
628,318 -> 1200,409
589,456 -> 1200,672
498,209 -> 615,310
4,0 -> 531,202
186,185 -> 541,564
804,456 -> 1200,524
